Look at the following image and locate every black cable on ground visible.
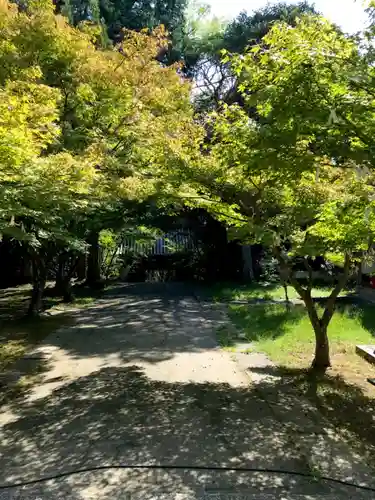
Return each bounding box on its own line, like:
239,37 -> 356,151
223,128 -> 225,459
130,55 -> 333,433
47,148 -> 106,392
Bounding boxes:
0,464 -> 375,492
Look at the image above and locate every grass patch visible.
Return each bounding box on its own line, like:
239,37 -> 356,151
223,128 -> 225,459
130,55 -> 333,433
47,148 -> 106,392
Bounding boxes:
224,300 -> 375,394
216,324 -> 244,351
73,296 -> 97,307
0,284 -> 100,373
224,300 -> 375,468
227,302 -> 375,361
0,314 -> 74,372
209,282 -> 353,302
45,294 -> 97,310
0,283 -> 101,406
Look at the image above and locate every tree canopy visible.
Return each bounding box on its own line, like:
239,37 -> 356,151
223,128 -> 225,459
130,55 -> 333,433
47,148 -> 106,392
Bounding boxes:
101,0 -> 188,42
55,0 -> 189,51
189,1 -> 317,110
177,14 -> 375,368
0,0 -> 201,312
1,0 -> 375,370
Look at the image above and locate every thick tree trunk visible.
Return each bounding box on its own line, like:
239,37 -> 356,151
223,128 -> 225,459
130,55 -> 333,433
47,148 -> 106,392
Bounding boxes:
55,276 -> 74,302
76,254 -> 87,281
86,231 -> 102,287
63,279 -> 73,302
53,253 -> 74,302
28,279 -> 46,316
28,256 -> 47,317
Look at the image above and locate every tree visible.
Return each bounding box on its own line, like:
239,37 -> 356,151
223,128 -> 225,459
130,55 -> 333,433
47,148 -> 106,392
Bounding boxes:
0,0 -> 201,313
58,0 -> 189,50
100,0 -> 188,42
60,0 -> 100,24
171,1 -> 226,75
222,2 -> 317,52
190,1 -> 317,110
180,15 -> 375,370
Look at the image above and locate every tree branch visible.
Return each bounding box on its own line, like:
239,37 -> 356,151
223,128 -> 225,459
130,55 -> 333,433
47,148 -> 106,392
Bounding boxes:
339,114 -> 373,150
321,253 -> 351,329
248,177 -> 262,192
160,193 -> 249,223
274,247 -> 308,299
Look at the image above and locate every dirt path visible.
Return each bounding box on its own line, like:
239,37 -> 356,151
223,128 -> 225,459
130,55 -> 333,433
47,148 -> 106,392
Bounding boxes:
0,283 -> 372,499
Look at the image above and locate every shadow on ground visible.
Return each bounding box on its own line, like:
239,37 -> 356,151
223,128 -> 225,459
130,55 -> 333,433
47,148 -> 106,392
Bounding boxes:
224,298 -> 375,347
0,313 -> 75,407
248,364 -> 375,470
1,283 -> 375,498
0,281 -> 84,407
200,282 -> 281,302
0,365 -> 371,499
224,303 -> 305,346
33,283 -> 220,364
1,283 -> 217,412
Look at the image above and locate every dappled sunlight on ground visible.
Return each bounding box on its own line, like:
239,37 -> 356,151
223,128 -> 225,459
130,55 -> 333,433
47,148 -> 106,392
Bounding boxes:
222,297 -> 375,473
1,365 -> 370,499
0,283 -> 374,499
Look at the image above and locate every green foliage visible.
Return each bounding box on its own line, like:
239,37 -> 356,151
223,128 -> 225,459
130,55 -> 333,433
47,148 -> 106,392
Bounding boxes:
61,0 -> 189,53
189,1 -> 317,109
172,1 -> 227,75
65,0 -> 100,24
191,15 -> 375,261
0,0 -> 201,254
178,12 -> 375,365
100,0 -> 188,42
222,2 -> 317,54
226,302 -> 375,366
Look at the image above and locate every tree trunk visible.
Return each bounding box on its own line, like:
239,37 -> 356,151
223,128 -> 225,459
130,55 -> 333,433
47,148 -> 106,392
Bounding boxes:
61,277 -> 73,302
282,282 -> 291,311
76,254 -> 87,281
312,324 -> 330,371
28,256 -> 47,317
54,253 -> 74,302
357,261 -> 363,287
275,249 -> 351,371
304,294 -> 331,371
312,253 -> 351,370
53,256 -> 65,295
86,231 -> 102,287
55,275 -> 73,302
